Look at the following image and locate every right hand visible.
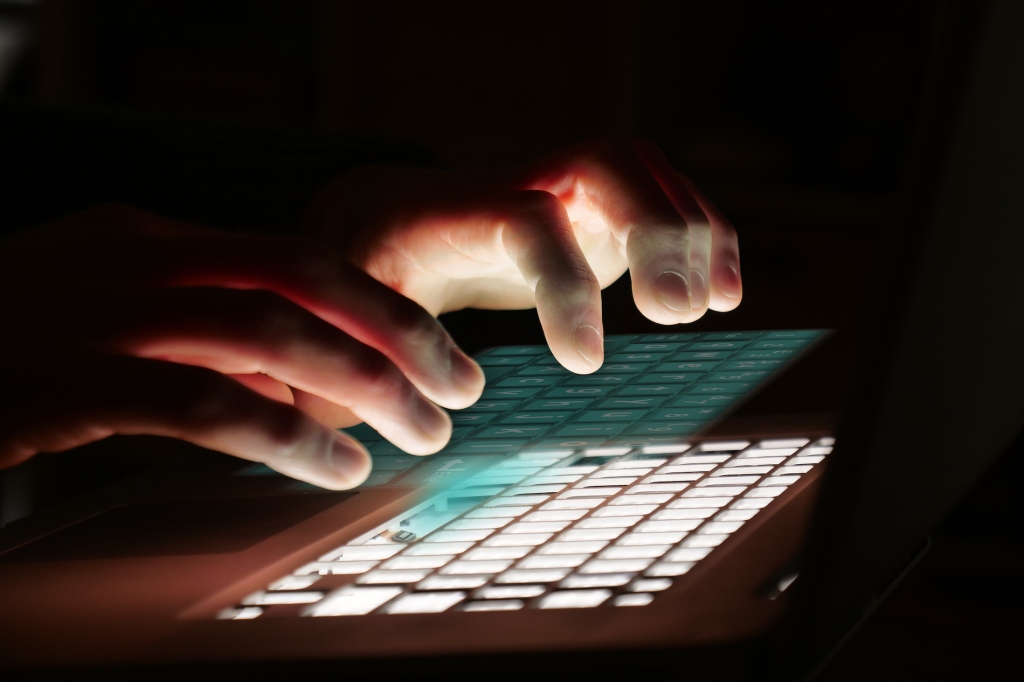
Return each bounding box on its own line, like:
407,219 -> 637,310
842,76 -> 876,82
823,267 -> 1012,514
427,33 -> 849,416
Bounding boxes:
0,205 -> 484,489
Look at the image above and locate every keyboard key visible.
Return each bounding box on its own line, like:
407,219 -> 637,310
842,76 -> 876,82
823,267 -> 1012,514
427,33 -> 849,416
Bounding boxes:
402,542 -> 474,556
495,376 -> 562,387
357,569 -> 430,584
715,509 -> 758,522
466,506 -> 532,519
559,488 -> 622,498
559,528 -> 625,541
623,342 -> 686,352
609,458 -> 669,468
481,387 -> 542,400
577,476 -> 638,487
670,495 -> 732,508
637,519 -> 701,533
682,534 -> 728,548
504,484 -> 567,496
575,516 -> 643,529
243,591 -> 324,606
617,531 -> 687,545
496,569 -> 571,584
723,459 -> 780,469
477,353 -> 535,365
739,447 -> 799,459
440,560 -> 512,575
596,396 -> 668,409
761,475 -> 800,486
573,409 -> 650,422
538,589 -> 612,609
426,529 -> 494,543
640,443 -> 693,455
464,546 -> 533,561
644,561 -> 695,577
670,454 -> 730,464
319,544 -> 403,562
485,346 -> 550,356
564,574 -> 636,588
513,365 -> 572,376
775,465 -> 812,475
723,360 -> 786,370
737,349 -> 796,360
383,591 -> 466,614
701,521 -> 744,534
630,578 -> 673,592
592,504 -> 658,517
540,386 -> 616,398
700,475 -> 760,486
610,493 -> 673,504
627,483 -> 690,493
686,382 -> 757,395
648,408 -> 722,421
463,600 -> 525,611
475,585 -> 546,599
670,350 -> 729,360
653,361 -> 721,373
751,339 -> 811,349
541,498 -> 604,510
523,509 -> 588,522
483,533 -> 553,547
505,520 -> 573,534
691,341 -> 748,350
524,398 -> 595,410
382,555 -> 453,570
653,507 -> 717,520
371,455 -> 423,471
665,546 -> 713,561
600,545 -> 672,559
306,586 -> 402,616
606,352 -> 670,363
445,518 -> 512,530
691,484 -> 748,495
552,423 -> 630,437
615,593 -> 654,606
268,576 -> 321,592
666,394 -> 740,407
746,487 -> 785,498
484,495 -> 550,507
731,497 -> 773,510
462,400 -> 520,412
448,440 -> 531,455
579,558 -> 652,573
518,554 -> 590,569
626,422 -> 701,436
474,425 -> 552,439
296,561 -> 378,576
644,473 -> 702,483
616,384 -> 688,396
497,411 -> 575,424
537,541 -> 609,555
788,455 -> 825,466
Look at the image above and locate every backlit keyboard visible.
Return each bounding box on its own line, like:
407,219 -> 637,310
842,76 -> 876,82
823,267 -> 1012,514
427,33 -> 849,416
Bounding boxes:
222,329 -> 829,619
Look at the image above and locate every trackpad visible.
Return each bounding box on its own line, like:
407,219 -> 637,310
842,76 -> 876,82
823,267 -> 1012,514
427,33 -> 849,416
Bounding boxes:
0,493 -> 355,562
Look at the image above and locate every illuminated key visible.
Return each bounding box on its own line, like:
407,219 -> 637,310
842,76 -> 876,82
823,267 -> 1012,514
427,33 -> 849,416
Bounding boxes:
475,585 -> 546,600
537,540 -> 609,555
445,518 -> 512,531
699,441 -> 749,451
466,506 -> 532,519
615,593 -> 654,606
483,533 -> 553,547
295,561 -> 377,576
268,575 -> 320,591
357,569 -> 430,584
463,599 -> 525,611
306,586 -> 402,616
495,569 -> 571,584
541,498 -> 604,510
670,496 -> 732,508
712,466 -> 771,476
657,463 -> 715,474
682,534 -> 728,548
630,578 -> 672,592
418,575 -> 490,590
617,531 -> 686,546
559,528 -> 625,542
686,486 -> 746,496
383,591 -> 466,614
464,546 -> 532,561
319,544 -> 402,562
637,519 -> 701,533
426,529 -> 494,543
746,487 -> 785,498
518,554 -> 590,569
441,560 -> 512,575
714,509 -> 758,522
698,478 -> 758,488
775,465 -> 812,475
538,589 -> 611,609
627,483 -> 689,493
562,574 -> 635,588
700,521 -> 743,534
644,561 -> 695,577
761,475 -> 799,486
523,509 -> 588,522
403,542 -> 474,556
670,454 -> 729,464
610,494 -> 673,505
559,488 -> 622,498
758,438 -> 809,449
484,495 -> 550,507
243,591 -> 324,606
381,555 -> 453,570
575,516 -> 643,529
580,558 -> 653,573
731,497 -> 772,510
592,504 -> 658,517
644,473 -> 702,483
652,507 -> 716,520
600,545 -> 672,559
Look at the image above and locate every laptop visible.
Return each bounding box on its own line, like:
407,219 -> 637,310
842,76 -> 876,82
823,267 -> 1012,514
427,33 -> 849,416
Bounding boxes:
1,1 -> 1021,678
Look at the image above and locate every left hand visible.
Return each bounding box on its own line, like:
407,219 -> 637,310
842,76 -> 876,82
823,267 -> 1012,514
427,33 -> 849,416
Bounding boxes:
305,136 -> 742,374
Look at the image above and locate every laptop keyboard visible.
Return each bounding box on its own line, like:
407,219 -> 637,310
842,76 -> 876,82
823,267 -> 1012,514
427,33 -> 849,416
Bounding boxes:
221,329 -> 829,619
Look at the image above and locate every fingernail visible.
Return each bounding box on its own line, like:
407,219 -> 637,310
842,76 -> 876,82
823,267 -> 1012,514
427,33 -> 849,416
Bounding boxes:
328,433 -> 371,486
574,324 -> 604,366
690,269 -> 708,309
655,271 -> 691,314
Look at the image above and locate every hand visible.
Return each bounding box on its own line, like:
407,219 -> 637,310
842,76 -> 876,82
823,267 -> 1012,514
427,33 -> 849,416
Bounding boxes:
0,205 -> 484,488
306,136 -> 742,374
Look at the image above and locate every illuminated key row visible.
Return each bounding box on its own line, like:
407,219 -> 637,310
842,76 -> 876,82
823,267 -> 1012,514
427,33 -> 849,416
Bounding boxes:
220,437 -> 831,619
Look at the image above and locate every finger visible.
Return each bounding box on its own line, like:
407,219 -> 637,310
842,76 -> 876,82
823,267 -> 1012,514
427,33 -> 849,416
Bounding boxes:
2,353 -> 371,490
229,373 -> 295,404
290,388 -> 362,429
468,190 -> 604,373
525,137 -> 707,325
140,227 -> 484,410
631,141 -> 742,312
101,287 -> 453,455
675,175 -> 742,311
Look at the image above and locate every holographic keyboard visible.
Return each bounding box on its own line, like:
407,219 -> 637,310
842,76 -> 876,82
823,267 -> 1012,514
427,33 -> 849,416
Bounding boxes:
221,329 -> 830,619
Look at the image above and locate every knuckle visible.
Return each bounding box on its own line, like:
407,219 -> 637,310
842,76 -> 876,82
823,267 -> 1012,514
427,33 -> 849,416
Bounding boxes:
353,349 -> 406,398
245,292 -> 308,346
260,406 -> 311,454
281,237 -> 342,284
181,369 -> 244,427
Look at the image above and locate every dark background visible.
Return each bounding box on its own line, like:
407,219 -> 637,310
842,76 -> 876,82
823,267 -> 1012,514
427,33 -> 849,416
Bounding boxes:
0,0 -> 1020,678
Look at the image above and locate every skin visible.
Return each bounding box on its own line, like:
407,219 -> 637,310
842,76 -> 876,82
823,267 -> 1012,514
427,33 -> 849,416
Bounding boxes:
0,137 -> 741,490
